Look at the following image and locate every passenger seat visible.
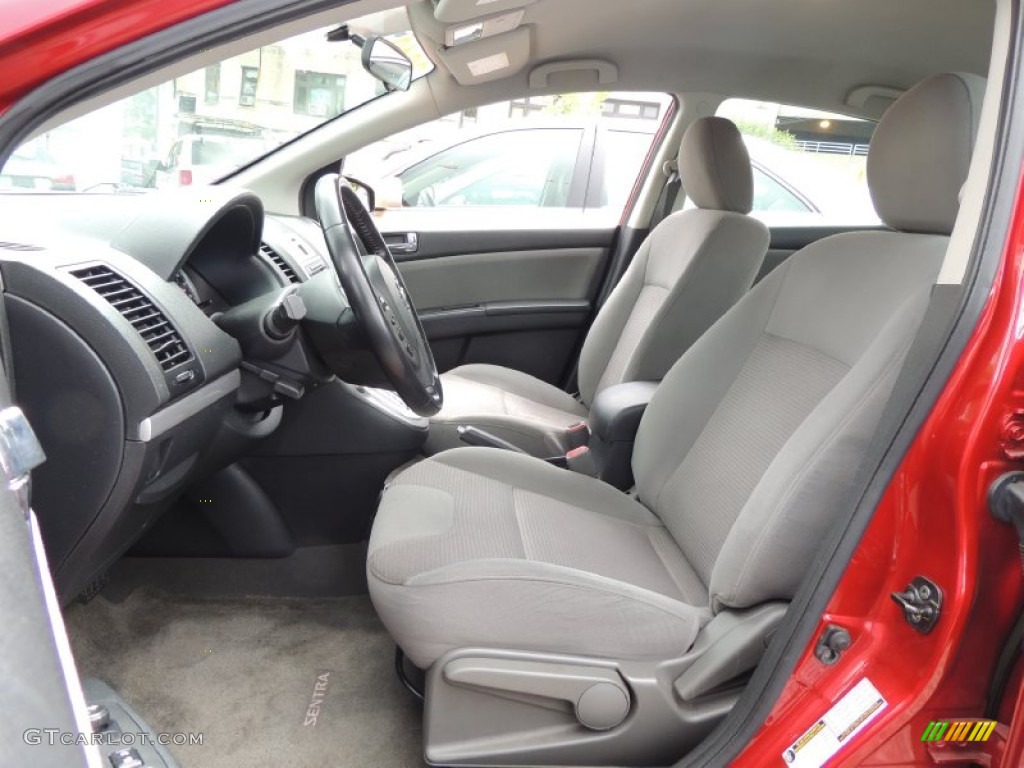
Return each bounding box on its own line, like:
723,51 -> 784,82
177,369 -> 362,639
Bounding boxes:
427,116 -> 771,456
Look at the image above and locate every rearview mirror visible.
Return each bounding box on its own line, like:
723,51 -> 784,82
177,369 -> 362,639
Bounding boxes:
361,37 -> 413,92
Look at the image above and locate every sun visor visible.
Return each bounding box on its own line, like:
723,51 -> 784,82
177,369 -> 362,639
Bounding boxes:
436,27 -> 531,85
434,0 -> 538,24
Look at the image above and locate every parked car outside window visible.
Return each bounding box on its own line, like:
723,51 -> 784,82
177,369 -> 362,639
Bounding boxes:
348,94 -> 880,228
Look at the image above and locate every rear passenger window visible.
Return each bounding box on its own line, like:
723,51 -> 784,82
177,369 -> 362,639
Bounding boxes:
346,91 -> 674,218
716,99 -> 880,226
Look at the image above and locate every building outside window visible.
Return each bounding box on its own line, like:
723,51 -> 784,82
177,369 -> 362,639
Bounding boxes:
509,97 -> 546,118
602,98 -> 661,120
204,65 -> 220,105
294,71 -> 346,117
239,66 -> 259,107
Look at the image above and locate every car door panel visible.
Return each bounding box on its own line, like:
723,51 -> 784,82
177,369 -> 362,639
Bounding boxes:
399,248 -> 605,306
351,107 -> 671,385
377,208 -> 616,383
418,299 -> 593,380
395,239 -> 609,382
0,304 -> 92,766
384,222 -> 616,261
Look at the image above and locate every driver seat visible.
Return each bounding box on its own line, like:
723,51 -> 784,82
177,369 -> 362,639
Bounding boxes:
368,73 -> 984,765
426,116 -> 770,456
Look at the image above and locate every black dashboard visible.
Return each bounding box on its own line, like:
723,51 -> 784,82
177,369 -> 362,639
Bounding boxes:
0,187 -> 340,600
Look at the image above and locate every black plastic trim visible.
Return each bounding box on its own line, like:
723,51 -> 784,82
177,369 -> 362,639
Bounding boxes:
768,224 -> 888,251
485,299 -> 591,316
385,227 -> 616,262
419,300 -> 590,340
589,381 -> 659,443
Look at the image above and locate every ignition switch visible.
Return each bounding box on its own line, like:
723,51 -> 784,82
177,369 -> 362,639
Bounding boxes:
265,292 -> 307,339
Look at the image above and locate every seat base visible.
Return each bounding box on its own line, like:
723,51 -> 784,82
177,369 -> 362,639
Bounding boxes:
368,448 -> 709,669
423,603 -> 786,765
428,364 -> 587,456
424,647 -> 735,767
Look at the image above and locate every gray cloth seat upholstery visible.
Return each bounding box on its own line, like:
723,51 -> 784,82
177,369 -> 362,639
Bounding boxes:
429,364 -> 589,458
426,116 -> 770,457
370,73 -> 985,670
368,448 -> 709,667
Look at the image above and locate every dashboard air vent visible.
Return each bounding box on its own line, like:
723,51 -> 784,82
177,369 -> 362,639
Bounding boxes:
70,265 -> 193,372
259,243 -> 301,284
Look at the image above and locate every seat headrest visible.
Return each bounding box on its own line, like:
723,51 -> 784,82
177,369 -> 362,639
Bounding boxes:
678,116 -> 754,214
867,72 -> 986,235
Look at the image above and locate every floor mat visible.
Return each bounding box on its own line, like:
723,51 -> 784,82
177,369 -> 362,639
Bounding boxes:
64,591 -> 424,767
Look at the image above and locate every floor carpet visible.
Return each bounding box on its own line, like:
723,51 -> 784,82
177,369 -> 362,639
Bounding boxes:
64,590 -> 425,767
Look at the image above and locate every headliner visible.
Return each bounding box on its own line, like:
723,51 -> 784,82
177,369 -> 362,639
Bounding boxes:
410,0 -> 995,117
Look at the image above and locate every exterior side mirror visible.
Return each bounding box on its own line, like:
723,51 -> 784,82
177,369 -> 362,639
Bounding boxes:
361,36 -> 413,92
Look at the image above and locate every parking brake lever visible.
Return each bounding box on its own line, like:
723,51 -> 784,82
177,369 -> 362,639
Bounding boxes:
456,425 -> 529,454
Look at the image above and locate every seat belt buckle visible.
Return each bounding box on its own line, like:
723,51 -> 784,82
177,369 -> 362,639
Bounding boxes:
565,421 -> 590,451
565,446 -> 597,477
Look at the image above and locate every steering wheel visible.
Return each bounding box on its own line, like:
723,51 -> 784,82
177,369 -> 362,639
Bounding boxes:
314,173 -> 442,417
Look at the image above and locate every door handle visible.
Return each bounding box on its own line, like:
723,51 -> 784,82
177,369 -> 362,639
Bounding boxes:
384,232 -> 418,254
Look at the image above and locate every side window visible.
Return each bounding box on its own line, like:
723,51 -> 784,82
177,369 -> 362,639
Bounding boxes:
346,91 -> 673,216
752,167 -> 812,213
716,99 -> 879,225
595,129 -> 661,212
398,128 -> 584,207
166,141 -> 181,169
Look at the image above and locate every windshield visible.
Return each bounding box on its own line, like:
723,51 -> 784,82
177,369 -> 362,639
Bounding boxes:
0,8 -> 431,193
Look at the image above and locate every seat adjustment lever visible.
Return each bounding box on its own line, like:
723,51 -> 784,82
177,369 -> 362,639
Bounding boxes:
444,657 -> 630,731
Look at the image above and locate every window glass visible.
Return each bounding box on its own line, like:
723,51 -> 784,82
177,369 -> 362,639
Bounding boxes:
190,136 -> 268,166
399,129 -> 583,207
598,128 -> 660,211
1,9 -> 432,192
204,65 -> 220,105
752,168 -> 812,213
716,99 -> 879,225
294,71 -> 347,116
346,91 -> 673,215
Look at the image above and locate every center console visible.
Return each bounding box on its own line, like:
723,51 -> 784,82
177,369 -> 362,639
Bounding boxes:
570,381 -> 658,489
351,384 -> 429,429
454,381 -> 660,490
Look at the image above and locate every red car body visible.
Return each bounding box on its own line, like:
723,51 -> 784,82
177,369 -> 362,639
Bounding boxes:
2,1 -> 1022,765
